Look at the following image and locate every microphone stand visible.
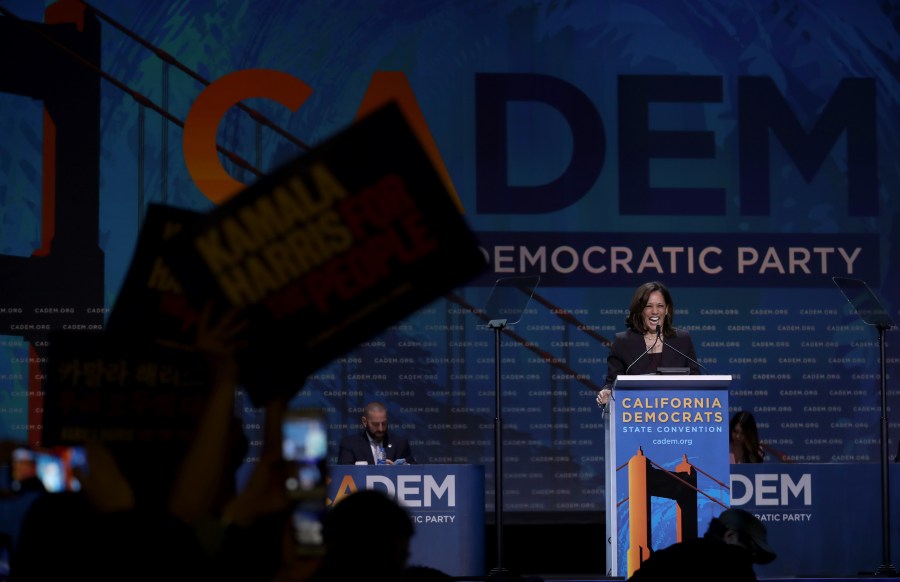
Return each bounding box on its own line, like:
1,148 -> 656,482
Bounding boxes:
659,336 -> 708,374
488,317 -> 509,582
625,326 -> 660,375
476,275 -> 539,582
874,322 -> 897,576
832,276 -> 896,576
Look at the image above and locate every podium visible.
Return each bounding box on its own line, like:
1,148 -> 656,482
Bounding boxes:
604,374 -> 732,577
327,464 -> 485,577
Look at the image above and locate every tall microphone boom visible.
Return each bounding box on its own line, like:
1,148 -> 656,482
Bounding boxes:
625,325 -> 660,374
660,333 -> 709,374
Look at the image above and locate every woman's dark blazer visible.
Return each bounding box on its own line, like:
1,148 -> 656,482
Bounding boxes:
603,327 -> 700,390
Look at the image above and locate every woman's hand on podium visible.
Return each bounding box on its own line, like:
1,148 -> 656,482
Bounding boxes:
596,388 -> 612,408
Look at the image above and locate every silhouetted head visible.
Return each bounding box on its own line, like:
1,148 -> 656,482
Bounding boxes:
707,508 -> 776,564
322,489 -> 414,575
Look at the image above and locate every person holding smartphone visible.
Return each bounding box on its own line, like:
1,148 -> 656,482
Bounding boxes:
337,401 -> 416,465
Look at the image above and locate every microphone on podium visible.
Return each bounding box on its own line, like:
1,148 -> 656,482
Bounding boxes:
625,324 -> 660,374
660,330 -> 709,374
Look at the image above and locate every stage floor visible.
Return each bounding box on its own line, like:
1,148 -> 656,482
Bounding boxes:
529,578 -> 900,582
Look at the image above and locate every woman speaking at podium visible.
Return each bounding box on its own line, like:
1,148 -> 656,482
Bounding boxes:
595,281 -> 701,409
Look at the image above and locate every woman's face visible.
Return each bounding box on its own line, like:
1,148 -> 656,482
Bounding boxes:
642,290 -> 667,332
731,422 -> 745,443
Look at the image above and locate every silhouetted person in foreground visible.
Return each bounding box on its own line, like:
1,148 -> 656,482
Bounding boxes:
9,434 -> 214,581
627,508 -> 776,582
10,308 -> 292,582
307,489 -> 415,582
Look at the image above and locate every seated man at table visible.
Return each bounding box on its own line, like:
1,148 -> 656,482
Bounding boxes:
337,401 -> 417,465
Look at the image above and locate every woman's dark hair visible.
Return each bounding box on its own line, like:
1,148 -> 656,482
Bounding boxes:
730,410 -> 764,463
625,281 -> 675,336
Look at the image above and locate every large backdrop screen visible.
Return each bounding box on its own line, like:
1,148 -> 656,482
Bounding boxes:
0,0 -> 898,516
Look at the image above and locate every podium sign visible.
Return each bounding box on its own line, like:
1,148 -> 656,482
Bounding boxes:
604,375 -> 732,577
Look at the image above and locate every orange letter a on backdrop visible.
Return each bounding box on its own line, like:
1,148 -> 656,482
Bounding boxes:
183,70 -> 462,212
356,72 -> 463,213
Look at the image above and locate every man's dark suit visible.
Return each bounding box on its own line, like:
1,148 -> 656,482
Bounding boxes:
337,431 -> 417,464
603,327 -> 700,388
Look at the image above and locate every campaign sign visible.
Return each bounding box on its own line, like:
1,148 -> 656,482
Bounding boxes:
41,330 -> 211,447
106,203 -> 204,347
605,375 -> 732,577
164,102 -> 488,406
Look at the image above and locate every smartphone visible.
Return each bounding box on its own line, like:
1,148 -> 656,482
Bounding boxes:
282,408 -> 328,499
289,498 -> 327,556
12,446 -> 87,493
282,408 -> 328,555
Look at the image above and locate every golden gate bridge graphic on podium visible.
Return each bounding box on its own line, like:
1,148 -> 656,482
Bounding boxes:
618,447 -> 731,576
604,374 -> 733,578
